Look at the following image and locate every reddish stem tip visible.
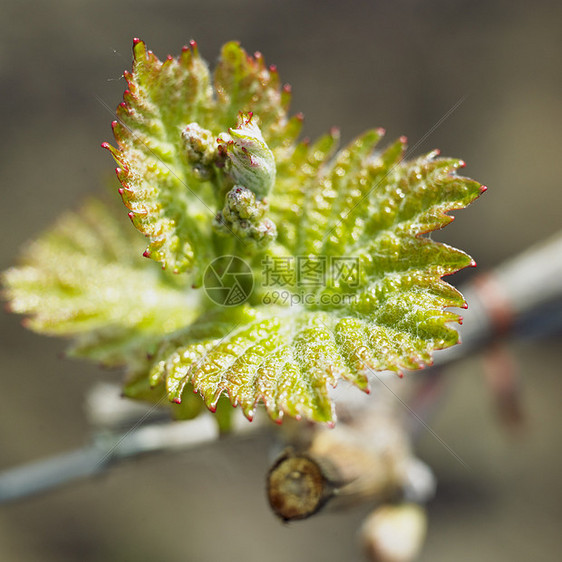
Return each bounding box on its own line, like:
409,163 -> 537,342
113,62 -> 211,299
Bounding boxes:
132,37 -> 141,45
480,185 -> 488,193
100,142 -> 110,149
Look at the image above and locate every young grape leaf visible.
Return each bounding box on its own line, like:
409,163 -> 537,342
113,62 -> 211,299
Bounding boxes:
3,39 -> 486,426
2,199 -> 199,367
146,134 -> 483,424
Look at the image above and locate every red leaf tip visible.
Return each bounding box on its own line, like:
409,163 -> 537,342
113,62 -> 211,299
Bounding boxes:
480,185 -> 488,193
132,37 -> 141,45
100,142 -> 110,149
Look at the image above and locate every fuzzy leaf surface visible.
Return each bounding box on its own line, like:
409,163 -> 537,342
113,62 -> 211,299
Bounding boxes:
106,40 -> 301,276
149,134 -> 483,423
3,40 -> 486,426
3,199 -> 199,367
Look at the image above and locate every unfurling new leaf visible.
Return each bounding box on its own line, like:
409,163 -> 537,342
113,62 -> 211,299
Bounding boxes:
2,39 -> 485,425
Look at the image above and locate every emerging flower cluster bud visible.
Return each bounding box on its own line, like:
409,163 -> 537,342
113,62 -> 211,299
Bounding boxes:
217,113 -> 276,199
214,186 -> 277,248
181,123 -> 217,180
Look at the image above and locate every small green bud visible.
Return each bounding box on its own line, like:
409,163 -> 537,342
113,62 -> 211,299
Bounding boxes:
217,113 -> 276,199
181,123 -> 217,180
214,186 -> 277,248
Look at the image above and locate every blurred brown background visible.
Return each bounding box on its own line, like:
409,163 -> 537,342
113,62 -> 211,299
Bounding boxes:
1,1 -> 561,560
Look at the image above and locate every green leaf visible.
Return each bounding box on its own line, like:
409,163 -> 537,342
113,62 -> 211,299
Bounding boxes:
105,39 -> 216,275
2,199 -> 199,367
214,42 -> 297,148
146,307 -> 346,423
147,133 -> 483,424
3,39 -> 486,426
105,40 -> 301,276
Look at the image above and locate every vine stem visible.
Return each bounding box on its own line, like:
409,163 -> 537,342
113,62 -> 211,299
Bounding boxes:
0,415 -> 221,504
